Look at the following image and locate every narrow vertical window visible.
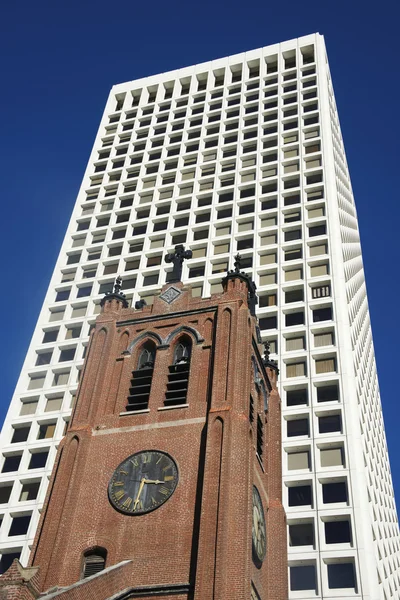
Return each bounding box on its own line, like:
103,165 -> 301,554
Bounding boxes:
257,415 -> 264,459
249,395 -> 254,423
165,338 -> 192,406
126,341 -> 156,411
82,548 -> 107,578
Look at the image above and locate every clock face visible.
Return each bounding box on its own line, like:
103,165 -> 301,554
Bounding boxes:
252,486 -> 267,566
108,450 -> 179,515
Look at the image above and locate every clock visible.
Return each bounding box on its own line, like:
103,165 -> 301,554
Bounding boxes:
252,486 -> 267,566
108,450 -> 179,515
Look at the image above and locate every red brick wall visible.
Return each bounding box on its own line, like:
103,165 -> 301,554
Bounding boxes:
26,280 -> 287,600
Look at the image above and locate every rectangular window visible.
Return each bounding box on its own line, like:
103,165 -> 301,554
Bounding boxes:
285,311 -> 302,335
314,332 -> 334,347
320,447 -> 344,467
286,336 -> 305,351
19,399 -> 38,416
288,451 -> 310,470
313,307 -> 332,322
215,225 -> 231,237
28,375 -> 45,390
260,234 -> 277,246
289,523 -> 314,546
260,253 -> 276,265
28,451 -> 49,470
287,362 -> 306,377
259,316 -> 277,330
19,481 -> 40,502
286,389 -> 308,406
214,240 -> 230,255
287,419 -> 309,437
37,423 -> 56,440
317,384 -> 339,403
290,565 -> 317,592
49,309 -> 65,322
327,563 -> 356,589
284,229 -> 301,242
45,397 -> 63,412
53,371 -> 70,386
11,427 -> 30,443
288,484 -> 312,507
325,519 -> 351,544
310,244 -> 327,257
285,269 -> 302,282
315,358 -> 336,374
310,263 -> 328,277
71,306 -> 86,318
319,414 -> 341,434
322,479 -> 348,504
259,273 -> 276,286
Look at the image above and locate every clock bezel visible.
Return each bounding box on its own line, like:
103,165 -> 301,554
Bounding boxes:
108,449 -> 179,516
252,485 -> 267,567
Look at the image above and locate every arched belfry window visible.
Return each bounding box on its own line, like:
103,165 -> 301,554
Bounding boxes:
165,338 -> 192,407
138,343 -> 156,369
126,341 -> 156,411
82,547 -> 107,579
174,341 -> 191,364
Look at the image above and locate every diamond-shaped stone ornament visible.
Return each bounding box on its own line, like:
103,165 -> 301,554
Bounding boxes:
160,286 -> 181,304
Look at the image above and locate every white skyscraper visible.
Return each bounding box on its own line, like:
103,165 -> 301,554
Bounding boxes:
0,32 -> 398,599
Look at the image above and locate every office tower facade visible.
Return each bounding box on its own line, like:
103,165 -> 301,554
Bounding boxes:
0,32 -> 398,598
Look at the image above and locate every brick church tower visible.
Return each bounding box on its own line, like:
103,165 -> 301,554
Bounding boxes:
0,249 -> 287,600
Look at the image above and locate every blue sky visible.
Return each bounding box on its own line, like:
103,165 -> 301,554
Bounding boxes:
1,0 -> 399,498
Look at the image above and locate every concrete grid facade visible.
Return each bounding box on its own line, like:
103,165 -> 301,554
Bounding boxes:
0,32 -> 398,599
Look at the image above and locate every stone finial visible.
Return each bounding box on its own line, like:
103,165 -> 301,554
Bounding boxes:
263,340 -> 279,374
263,341 -> 271,363
100,276 -> 129,309
113,275 -> 123,295
165,244 -> 193,283
233,253 -> 242,273
222,254 -> 258,316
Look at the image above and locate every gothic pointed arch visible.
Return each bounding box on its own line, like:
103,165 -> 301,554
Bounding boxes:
127,331 -> 162,354
164,325 -> 204,346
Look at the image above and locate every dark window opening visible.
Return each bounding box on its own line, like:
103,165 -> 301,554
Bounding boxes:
317,384 -> 339,403
28,451 -> 49,470
256,414 -> 263,459
0,552 -> 21,574
11,428 -> 30,444
2,455 -> 22,473
313,307 -> 332,322
285,312 -> 304,327
126,342 -> 156,412
325,520 -> 351,544
289,523 -> 314,546
288,485 -> 312,506
290,565 -> 317,592
9,515 -> 31,536
287,419 -> 309,437
165,338 -> 192,407
286,389 -> 308,406
319,414 -> 341,434
249,395 -> 254,423
322,481 -> 348,504
327,563 -> 356,589
83,548 -> 107,579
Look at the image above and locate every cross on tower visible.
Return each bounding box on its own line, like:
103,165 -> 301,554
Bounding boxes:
165,244 -> 193,283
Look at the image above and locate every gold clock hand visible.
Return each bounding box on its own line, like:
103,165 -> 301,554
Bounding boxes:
133,477 -> 145,510
143,479 -> 164,484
